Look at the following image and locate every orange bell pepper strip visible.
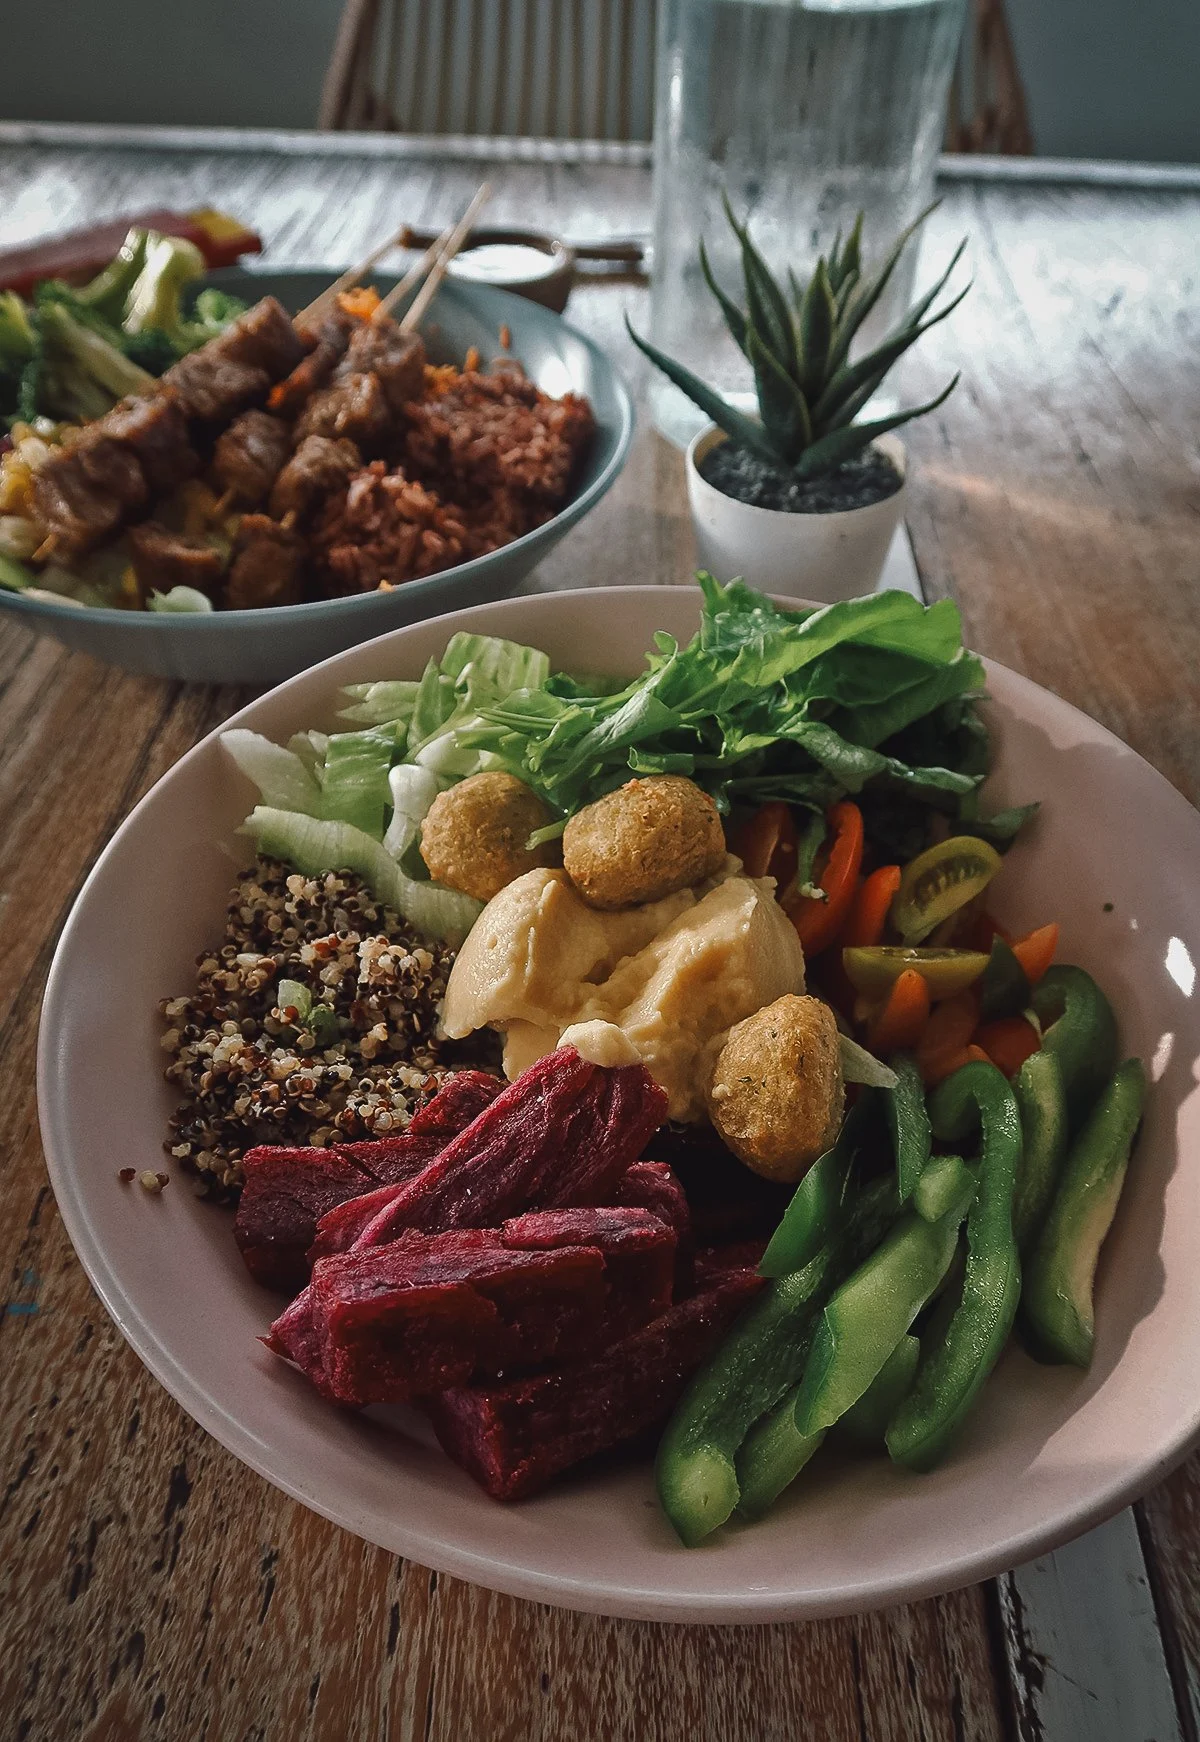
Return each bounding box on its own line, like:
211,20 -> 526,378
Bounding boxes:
975,1016 -> 1041,1078
1010,922 -> 1059,986
866,967 -> 932,1056
915,989 -> 981,1086
844,864 -> 902,948
924,1042 -> 992,1086
784,801 -> 865,958
728,801 -> 798,885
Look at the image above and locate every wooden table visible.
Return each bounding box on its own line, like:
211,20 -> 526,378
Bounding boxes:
2,124 -> 1198,1742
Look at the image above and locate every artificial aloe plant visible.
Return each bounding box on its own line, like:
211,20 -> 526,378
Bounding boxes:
628,200 -> 969,481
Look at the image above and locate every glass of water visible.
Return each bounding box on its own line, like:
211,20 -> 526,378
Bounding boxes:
648,0 -> 966,448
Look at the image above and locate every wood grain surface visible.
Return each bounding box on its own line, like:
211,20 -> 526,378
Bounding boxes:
1,133 -> 1198,1742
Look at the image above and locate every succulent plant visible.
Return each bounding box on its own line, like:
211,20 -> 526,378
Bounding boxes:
628,200 -> 969,481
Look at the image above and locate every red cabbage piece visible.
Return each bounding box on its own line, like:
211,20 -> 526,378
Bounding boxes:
423,1268 -> 764,1501
274,1207 -> 675,1406
235,1070 -> 501,1289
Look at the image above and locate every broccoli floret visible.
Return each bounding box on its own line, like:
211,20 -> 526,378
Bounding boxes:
37,301 -> 155,423
122,233 -> 207,350
74,228 -> 151,325
187,285 -> 248,341
121,234 -> 246,358
0,291 -> 37,421
121,326 -> 179,376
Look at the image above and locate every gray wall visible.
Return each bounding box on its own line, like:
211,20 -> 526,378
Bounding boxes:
0,0 -> 1197,164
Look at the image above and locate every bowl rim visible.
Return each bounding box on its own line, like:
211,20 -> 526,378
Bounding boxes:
1,276 -> 634,634
35,584 -> 1200,1620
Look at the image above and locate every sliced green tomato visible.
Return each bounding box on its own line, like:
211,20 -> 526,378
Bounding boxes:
843,945 -> 989,1001
892,835 -> 1003,945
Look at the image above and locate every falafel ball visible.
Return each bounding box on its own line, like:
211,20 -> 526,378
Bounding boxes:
419,771 -> 557,903
706,994 -> 844,1183
562,775 -> 726,910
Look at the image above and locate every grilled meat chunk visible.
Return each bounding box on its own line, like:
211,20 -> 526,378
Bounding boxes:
294,370 -> 391,449
127,520 -> 225,598
163,350 -> 271,426
269,309 -> 355,419
225,513 -> 306,610
336,319 -> 426,414
31,432 -> 150,556
211,296 -> 305,378
268,434 -> 361,522
211,410 -> 292,507
102,394 -> 197,495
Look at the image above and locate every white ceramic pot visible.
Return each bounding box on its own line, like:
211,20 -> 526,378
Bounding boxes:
686,425 -> 908,602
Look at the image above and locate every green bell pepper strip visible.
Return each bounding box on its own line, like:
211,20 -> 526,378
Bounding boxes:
887,1053 -> 931,1202
886,1059 -> 1022,1471
838,1334 -> 921,1447
736,1411 -> 826,1520
1023,1057 -> 1146,1368
913,1152 -> 975,1224
1033,965 -> 1118,1126
978,936 -> 1031,1021
758,1094 -> 874,1278
1011,1048 -> 1070,1254
658,1175 -> 900,1545
790,1202 -> 965,1438
656,1248 -> 833,1546
737,1195 -> 964,1513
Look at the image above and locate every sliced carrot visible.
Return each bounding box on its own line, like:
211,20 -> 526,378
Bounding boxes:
975,1016 -> 1041,1078
785,801 -> 864,957
844,864 -> 902,948
1010,922 -> 1059,986
866,967 -> 932,1056
915,990 -> 981,1086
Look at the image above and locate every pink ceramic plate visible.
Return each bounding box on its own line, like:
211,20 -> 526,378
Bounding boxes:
38,587 -> 1200,1622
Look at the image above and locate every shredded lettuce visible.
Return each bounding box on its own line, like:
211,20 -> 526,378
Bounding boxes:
223,729 -> 323,815
839,1035 -> 899,1089
338,679 -> 421,727
383,763 -> 444,860
148,585 -> 213,613
241,806 -> 481,945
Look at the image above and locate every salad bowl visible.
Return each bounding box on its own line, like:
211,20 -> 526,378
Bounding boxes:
38,585 -> 1200,1621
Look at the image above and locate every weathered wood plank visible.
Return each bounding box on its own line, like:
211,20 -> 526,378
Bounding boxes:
997,1510 -> 1185,1742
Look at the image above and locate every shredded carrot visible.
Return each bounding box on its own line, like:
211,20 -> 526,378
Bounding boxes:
337,286 -> 381,321
916,990 -> 981,1086
785,801 -> 864,957
463,345 -> 481,372
975,1016 -> 1041,1078
1010,922 -> 1059,986
866,968 -> 932,1056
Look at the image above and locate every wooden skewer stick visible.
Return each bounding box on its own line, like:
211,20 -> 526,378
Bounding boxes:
392,183 -> 492,332
369,219 -> 459,323
294,220 -> 416,326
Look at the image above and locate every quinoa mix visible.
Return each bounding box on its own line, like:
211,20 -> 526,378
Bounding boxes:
159,857 -> 498,1198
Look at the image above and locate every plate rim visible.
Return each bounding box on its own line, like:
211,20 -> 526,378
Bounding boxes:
36,583 -> 1200,1622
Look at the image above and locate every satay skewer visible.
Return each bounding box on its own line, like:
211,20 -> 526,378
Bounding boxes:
388,183 -> 492,332
294,220 -> 416,326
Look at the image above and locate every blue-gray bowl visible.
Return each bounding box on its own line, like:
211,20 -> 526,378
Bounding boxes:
0,271 -> 633,684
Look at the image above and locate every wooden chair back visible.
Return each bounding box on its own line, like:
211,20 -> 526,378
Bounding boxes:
320,0 -> 657,140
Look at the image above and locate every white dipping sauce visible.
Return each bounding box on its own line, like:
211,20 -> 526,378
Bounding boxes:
449,243 -> 557,285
